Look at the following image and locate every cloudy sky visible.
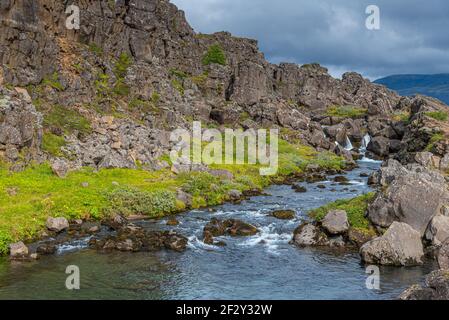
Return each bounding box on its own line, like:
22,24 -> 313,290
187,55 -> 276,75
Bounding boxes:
172,0 -> 449,80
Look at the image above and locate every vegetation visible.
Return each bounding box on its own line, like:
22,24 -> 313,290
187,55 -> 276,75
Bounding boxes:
42,132 -> 67,157
425,111 -> 448,122
42,104 -> 92,136
202,44 -> 227,66
42,72 -> 64,91
113,53 -> 132,97
0,138 -> 346,254
88,43 -> 103,55
308,193 -> 375,231
326,105 -> 368,118
426,132 -> 445,151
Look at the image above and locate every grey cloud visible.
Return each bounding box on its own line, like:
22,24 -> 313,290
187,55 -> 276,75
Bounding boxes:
172,0 -> 449,79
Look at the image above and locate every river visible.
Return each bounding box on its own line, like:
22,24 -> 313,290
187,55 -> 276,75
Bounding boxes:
0,159 -> 435,299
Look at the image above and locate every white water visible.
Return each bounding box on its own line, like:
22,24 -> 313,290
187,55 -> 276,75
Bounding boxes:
344,136 -> 353,151
359,134 -> 382,163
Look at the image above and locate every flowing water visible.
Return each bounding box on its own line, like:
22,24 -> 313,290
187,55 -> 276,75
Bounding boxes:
0,159 -> 435,300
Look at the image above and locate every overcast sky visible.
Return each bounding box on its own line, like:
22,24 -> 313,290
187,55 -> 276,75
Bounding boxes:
172,0 -> 449,80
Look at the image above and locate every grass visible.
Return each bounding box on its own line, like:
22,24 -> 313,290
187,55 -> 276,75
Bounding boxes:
42,132 -> 67,157
425,132 -> 445,152
0,138 -> 346,255
42,105 -> 92,136
425,111 -> 448,122
326,105 -> 368,118
202,44 -> 227,66
42,72 -> 64,91
308,193 -> 375,231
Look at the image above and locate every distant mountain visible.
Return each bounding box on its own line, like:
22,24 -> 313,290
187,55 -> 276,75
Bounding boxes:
374,74 -> 449,105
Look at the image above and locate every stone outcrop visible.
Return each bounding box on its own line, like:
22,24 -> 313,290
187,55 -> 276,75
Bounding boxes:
367,160 -> 449,235
400,269 -> 449,300
321,210 -> 349,235
46,217 -> 69,233
360,222 -> 424,266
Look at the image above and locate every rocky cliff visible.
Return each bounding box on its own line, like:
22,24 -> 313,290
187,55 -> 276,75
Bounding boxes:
0,0 -> 448,170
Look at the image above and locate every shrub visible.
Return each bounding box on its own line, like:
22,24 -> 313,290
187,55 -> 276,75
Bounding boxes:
326,105 -> 367,118
42,132 -> 66,157
89,43 -> 103,55
425,111 -> 448,122
106,187 -> 177,218
308,193 -> 375,231
182,172 -> 220,196
42,72 -> 64,91
202,44 -> 226,66
426,132 -> 444,151
44,105 -> 92,136
114,53 -> 132,80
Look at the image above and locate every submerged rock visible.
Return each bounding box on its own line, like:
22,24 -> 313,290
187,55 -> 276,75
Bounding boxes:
292,184 -> 307,193
203,218 -> 259,238
399,269 -> 449,300
270,210 -> 296,220
360,222 -> 424,266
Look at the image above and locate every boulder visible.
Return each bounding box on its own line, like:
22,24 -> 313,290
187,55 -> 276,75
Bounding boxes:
46,217 -> 69,232
438,239 -> 449,269
360,222 -> 424,266
400,270 -> 449,300
9,241 -> 29,259
51,159 -> 69,178
321,210 -> 349,235
270,210 -> 296,220
292,185 -> 307,193
367,162 -> 449,235
36,243 -> 57,255
367,136 -> 390,157
203,218 -> 259,237
426,215 -> 449,246
228,189 -> 242,201
292,223 -> 328,247
176,189 -> 193,208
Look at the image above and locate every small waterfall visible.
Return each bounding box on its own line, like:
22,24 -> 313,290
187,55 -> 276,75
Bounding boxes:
359,134 -> 381,163
344,136 -> 353,151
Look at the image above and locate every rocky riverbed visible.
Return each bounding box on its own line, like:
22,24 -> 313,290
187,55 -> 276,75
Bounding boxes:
0,159 -> 437,300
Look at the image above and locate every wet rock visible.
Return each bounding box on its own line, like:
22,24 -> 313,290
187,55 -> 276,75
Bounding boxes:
163,231 -> 188,252
292,185 -> 307,193
36,243 -> 57,255
104,214 -> 128,230
270,210 -> 296,220
317,184 -> 326,189
9,241 -> 29,259
348,228 -> 375,247
292,223 -> 328,247
360,222 -> 424,266
228,189 -> 242,201
166,218 -> 180,226
203,218 -> 258,237
321,210 -> 349,235
46,217 -> 69,233
359,172 -> 369,178
333,176 -> 349,183
425,215 -> 449,246
438,239 -> 449,269
367,136 -> 390,158
399,270 -> 449,300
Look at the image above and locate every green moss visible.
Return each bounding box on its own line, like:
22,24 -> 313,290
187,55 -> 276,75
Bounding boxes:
191,72 -> 209,87
326,105 -> 368,119
89,43 -> 103,55
151,92 -> 160,105
308,193 -> 375,231
43,105 -> 92,136
425,111 -> 448,122
42,72 -> 64,91
202,44 -> 227,66
171,78 -> 185,96
42,132 -> 66,157
426,132 -> 445,151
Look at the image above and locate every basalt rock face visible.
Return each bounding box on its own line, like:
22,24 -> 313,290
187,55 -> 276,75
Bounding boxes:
0,0 -> 415,167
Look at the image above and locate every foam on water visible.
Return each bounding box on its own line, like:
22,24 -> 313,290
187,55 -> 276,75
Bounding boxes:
56,237 -> 92,254
237,224 -> 292,254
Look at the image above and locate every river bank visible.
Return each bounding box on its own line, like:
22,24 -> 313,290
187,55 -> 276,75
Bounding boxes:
0,159 -> 436,299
